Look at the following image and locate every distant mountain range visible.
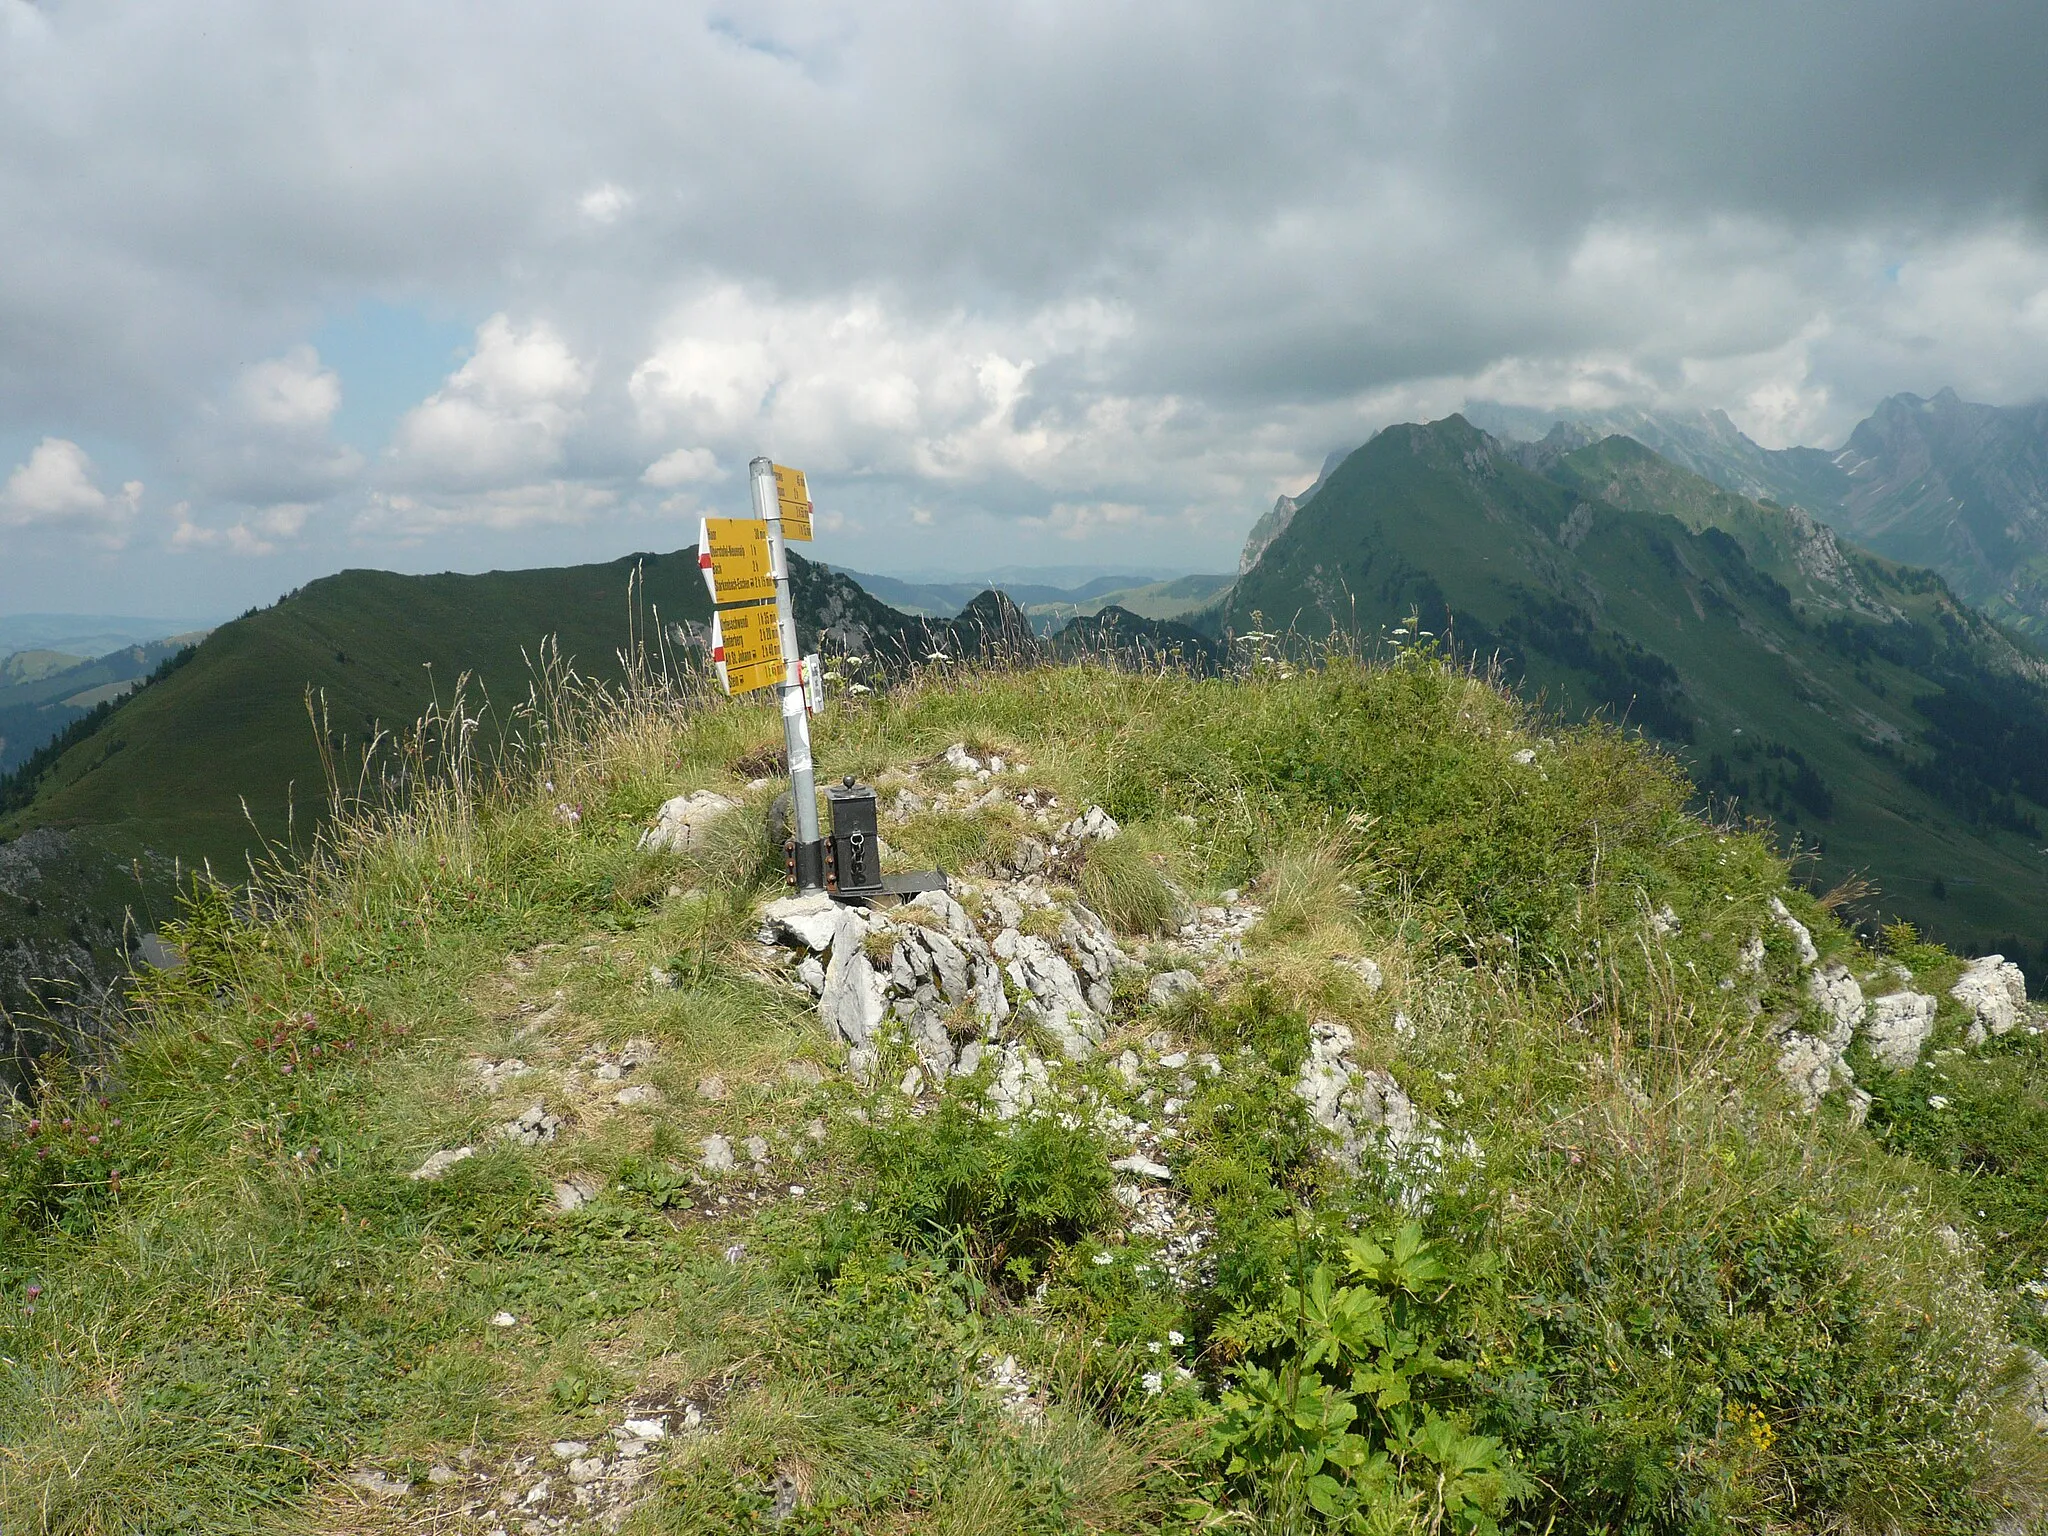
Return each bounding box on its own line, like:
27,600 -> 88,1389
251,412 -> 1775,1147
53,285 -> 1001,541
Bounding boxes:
827,566 -> 1230,630
0,612 -> 218,658
0,635 -> 211,774
1463,389 -> 2048,638
1217,415 -> 2048,966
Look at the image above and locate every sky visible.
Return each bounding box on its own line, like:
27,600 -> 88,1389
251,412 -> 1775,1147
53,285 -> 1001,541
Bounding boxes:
2,0 -> 2046,618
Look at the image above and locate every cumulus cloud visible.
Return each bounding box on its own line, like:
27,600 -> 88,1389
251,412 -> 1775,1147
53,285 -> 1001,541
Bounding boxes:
386,315 -> 592,492
355,482 -> 618,543
184,346 -> 363,510
641,446 -> 721,486
0,438 -> 142,543
579,183 -> 633,225
169,502 -> 309,557
3,0 -> 2048,603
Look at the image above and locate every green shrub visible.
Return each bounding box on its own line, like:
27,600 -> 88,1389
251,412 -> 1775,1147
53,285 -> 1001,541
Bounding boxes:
857,1087 -> 1114,1277
1861,1030 -> 2048,1296
1200,1225 -> 1530,1535
1493,1206 -> 2009,1531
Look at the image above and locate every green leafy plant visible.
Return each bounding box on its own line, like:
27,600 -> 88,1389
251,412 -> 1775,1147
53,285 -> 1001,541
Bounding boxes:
1204,1225 -> 1528,1534
857,1087 -> 1113,1278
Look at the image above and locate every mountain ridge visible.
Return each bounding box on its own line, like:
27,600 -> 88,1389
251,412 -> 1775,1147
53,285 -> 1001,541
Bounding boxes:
1469,389 -> 2048,634
1217,413 -> 2048,963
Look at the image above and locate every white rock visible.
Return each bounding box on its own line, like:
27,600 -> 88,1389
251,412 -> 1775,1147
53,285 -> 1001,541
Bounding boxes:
552,1441 -> 590,1459
2016,1349 -> 2048,1435
1777,1031 -> 1848,1110
1770,897 -> 1819,967
623,1417 -> 668,1441
743,1134 -> 771,1165
1147,970 -> 1201,1008
697,1073 -> 727,1101
820,941 -> 888,1046
943,742 -> 983,773
1510,747 -> 1537,765
410,1147 -> 475,1181
909,889 -> 976,942
761,891 -> 843,953
1111,1154 -> 1172,1180
1864,991 -> 1938,1070
1953,954 -> 2028,1043
614,1083 -> 657,1106
347,1469 -> 412,1499
1058,805 -> 1121,842
1807,964 -> 1866,1044
1338,956 -> 1384,990
700,1134 -> 736,1173
638,790 -> 738,854
568,1457 -> 605,1485
490,1310 -> 518,1327
796,956 -> 827,995
1738,936 -> 1766,975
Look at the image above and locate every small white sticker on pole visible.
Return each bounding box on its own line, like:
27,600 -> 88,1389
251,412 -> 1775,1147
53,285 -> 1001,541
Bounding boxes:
801,653 -> 825,715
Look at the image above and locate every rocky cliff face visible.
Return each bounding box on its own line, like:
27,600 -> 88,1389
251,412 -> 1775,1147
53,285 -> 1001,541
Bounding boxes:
1826,389 -> 2048,630
1236,446 -> 1356,575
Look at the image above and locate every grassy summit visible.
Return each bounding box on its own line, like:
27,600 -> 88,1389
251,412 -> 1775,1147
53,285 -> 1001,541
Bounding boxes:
5,656 -> 2048,1533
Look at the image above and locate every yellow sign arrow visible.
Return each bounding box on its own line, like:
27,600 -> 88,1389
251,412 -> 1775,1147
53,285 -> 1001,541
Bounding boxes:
711,600 -> 785,695
698,517 -> 776,604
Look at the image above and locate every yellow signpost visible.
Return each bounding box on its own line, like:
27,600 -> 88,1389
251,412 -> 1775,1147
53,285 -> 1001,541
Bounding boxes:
697,517 -> 775,604
711,600 -> 784,695
772,462 -> 813,541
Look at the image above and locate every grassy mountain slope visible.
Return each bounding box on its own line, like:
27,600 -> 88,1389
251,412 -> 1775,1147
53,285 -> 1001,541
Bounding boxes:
7,657 -> 2048,1532
1221,416 -> 2048,962
0,553 -> 928,874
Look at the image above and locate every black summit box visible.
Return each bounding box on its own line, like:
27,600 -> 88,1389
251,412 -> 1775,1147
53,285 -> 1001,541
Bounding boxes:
825,776 -> 885,897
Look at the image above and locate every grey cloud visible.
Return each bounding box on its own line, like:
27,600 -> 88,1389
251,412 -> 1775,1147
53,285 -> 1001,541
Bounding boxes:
2,0 -> 2048,608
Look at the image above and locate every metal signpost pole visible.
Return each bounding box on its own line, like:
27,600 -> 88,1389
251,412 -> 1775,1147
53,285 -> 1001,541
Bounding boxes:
752,457 -> 824,891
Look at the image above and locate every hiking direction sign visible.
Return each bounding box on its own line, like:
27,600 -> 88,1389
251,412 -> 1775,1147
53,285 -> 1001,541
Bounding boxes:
772,463 -> 813,541
710,600 -> 784,696
697,516 -> 775,605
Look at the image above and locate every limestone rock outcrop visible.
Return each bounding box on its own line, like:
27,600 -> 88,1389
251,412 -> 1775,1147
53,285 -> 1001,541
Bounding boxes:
638,790 -> 739,854
1953,954 -> 2029,1043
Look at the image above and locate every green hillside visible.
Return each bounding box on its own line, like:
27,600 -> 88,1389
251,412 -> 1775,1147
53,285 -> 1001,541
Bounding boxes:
0,553 -> 923,874
1222,416 -> 2048,964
